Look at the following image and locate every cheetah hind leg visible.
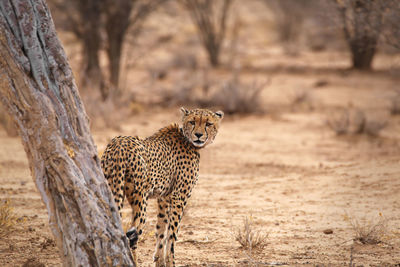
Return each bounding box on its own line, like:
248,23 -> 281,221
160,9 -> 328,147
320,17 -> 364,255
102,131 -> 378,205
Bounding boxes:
153,198 -> 169,267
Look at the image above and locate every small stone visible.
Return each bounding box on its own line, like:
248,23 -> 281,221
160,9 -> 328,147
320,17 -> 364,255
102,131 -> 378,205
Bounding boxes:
323,229 -> 333,235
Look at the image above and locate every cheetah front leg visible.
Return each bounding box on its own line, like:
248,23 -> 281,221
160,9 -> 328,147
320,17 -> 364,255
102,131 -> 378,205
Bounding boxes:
153,198 -> 170,267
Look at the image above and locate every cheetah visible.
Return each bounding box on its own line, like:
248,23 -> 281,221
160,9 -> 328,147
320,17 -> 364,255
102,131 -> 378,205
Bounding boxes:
101,107 -> 224,267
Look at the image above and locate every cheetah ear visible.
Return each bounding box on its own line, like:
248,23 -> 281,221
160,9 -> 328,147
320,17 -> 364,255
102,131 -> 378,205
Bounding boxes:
215,110 -> 224,120
180,107 -> 190,116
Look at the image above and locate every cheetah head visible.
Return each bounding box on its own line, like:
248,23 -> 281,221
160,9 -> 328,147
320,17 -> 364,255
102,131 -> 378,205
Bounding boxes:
181,107 -> 224,148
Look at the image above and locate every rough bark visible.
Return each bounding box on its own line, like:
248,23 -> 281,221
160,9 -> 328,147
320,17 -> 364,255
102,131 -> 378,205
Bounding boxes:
0,0 -> 134,266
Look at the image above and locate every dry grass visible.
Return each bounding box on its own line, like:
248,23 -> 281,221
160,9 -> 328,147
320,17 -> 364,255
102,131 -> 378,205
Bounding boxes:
0,199 -> 18,237
345,213 -> 390,245
234,216 -> 268,251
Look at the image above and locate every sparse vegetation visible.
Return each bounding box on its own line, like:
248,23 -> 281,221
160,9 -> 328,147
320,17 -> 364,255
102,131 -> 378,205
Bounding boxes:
234,216 -> 268,251
345,213 -> 390,245
327,108 -> 387,136
289,88 -> 314,111
0,199 -> 18,237
211,72 -> 269,114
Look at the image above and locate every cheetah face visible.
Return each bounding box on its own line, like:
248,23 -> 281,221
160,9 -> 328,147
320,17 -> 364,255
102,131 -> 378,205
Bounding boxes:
181,107 -> 224,148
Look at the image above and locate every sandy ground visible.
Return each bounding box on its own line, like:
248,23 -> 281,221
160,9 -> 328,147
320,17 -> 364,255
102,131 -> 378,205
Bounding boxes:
1,2 -> 400,263
1,62 -> 400,266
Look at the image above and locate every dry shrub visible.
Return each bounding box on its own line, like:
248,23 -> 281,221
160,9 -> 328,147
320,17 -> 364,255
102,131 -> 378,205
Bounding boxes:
234,216 -> 268,251
81,90 -> 131,130
363,119 -> 388,136
289,88 -> 314,111
169,52 -> 198,70
0,199 -> 18,237
211,73 -> 269,115
327,108 -> 387,136
290,89 -> 310,105
327,109 -> 350,135
156,69 -> 267,114
345,213 -> 390,245
157,78 -> 208,108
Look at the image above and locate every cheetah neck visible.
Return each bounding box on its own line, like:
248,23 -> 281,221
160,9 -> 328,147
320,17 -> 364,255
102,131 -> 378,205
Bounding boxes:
147,123 -> 201,151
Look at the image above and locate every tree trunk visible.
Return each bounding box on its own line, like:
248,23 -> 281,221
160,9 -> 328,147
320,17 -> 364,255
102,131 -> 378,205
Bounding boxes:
105,0 -> 133,93
205,40 -> 220,67
78,0 -> 108,100
336,0 -> 383,71
0,1 -> 134,266
350,36 -> 377,70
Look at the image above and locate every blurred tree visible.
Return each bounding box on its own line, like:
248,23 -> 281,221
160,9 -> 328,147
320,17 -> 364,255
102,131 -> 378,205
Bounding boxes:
78,0 -> 106,97
49,0 -> 107,98
381,1 -> 400,51
264,0 -> 314,53
105,0 -> 167,97
0,0 -> 135,265
183,0 -> 233,67
335,0 -> 388,70
48,0 -> 166,100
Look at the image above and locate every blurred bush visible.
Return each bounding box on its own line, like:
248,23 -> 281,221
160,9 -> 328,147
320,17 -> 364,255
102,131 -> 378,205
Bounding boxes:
211,71 -> 269,114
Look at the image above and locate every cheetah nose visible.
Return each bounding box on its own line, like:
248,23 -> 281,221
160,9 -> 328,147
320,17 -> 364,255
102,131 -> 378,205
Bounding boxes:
194,133 -> 203,138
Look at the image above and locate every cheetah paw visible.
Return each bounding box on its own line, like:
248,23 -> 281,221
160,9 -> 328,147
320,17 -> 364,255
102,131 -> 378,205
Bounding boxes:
126,227 -> 138,248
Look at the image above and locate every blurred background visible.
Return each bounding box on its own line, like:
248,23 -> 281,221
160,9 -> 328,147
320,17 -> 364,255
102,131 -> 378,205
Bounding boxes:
1,0 -> 398,131
1,1 -> 400,266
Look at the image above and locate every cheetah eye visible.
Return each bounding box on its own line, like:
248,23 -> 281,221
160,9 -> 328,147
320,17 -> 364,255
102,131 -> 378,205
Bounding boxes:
189,120 -> 195,125
205,122 -> 213,127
